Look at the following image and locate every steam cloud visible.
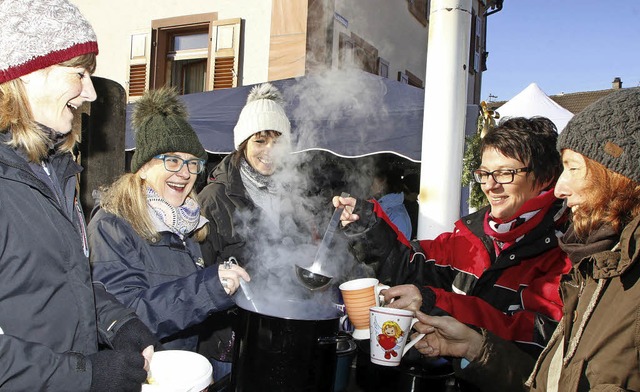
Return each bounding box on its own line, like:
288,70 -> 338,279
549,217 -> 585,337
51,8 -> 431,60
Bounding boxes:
232,67 -> 394,319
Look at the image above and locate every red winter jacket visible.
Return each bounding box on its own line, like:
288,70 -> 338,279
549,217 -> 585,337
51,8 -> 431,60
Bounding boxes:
344,199 -> 571,356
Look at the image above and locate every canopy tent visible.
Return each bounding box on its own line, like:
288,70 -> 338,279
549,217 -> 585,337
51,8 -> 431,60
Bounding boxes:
125,69 -> 426,162
494,83 -> 574,132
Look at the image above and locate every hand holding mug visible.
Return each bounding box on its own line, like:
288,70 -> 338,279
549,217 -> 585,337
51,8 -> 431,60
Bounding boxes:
412,311 -> 484,360
381,284 -> 423,313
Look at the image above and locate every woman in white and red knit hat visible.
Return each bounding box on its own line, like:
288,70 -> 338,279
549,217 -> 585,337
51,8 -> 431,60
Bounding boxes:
0,0 -> 159,390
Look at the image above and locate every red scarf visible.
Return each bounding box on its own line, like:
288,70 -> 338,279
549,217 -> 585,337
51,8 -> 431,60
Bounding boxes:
483,188 -> 558,253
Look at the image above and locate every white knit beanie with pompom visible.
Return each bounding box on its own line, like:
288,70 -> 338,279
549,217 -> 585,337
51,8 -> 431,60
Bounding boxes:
233,82 -> 291,150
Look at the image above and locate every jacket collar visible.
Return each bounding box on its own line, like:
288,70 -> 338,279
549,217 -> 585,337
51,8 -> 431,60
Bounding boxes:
0,130 -> 81,195
598,213 -> 640,278
212,154 -> 252,201
572,215 -> 640,280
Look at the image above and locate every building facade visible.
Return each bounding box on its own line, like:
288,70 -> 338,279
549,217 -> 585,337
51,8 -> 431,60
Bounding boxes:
72,0 -> 498,104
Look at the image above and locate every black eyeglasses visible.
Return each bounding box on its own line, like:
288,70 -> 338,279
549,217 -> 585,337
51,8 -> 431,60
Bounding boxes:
154,154 -> 205,174
472,167 -> 530,184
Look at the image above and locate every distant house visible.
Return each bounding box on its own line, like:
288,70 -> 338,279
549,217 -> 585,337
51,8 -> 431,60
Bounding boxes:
489,77 -> 627,115
549,78 -> 625,114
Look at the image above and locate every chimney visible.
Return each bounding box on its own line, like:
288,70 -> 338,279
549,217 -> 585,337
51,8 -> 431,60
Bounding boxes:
612,77 -> 622,89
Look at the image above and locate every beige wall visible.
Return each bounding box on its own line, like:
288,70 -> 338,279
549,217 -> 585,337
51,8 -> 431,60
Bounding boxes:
72,0 -> 273,90
269,0 -> 308,80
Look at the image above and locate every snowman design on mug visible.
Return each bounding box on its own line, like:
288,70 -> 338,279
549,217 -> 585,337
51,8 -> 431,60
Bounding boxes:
376,320 -> 404,359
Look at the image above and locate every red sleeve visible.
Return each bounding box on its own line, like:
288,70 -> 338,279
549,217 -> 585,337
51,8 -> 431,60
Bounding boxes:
432,287 -> 538,342
430,250 -> 570,343
416,223 -> 493,280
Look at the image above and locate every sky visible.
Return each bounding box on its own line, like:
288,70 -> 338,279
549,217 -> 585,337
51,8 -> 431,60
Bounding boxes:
480,0 -> 640,103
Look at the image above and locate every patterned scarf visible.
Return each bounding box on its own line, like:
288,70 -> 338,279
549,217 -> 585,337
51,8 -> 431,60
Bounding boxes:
483,188 -> 558,252
146,187 -> 202,237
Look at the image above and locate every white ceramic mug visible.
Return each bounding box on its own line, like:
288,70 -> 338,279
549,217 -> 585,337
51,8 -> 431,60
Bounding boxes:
369,306 -> 425,366
339,278 -> 390,340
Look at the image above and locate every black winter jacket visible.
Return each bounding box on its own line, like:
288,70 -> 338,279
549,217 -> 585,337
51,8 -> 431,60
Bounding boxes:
0,133 -> 138,390
198,154 -> 259,267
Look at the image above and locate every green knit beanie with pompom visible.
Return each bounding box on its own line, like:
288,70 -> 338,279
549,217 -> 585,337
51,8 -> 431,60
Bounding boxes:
130,88 -> 206,173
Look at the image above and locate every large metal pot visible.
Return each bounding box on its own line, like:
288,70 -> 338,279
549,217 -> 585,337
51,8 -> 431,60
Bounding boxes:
230,297 -> 344,391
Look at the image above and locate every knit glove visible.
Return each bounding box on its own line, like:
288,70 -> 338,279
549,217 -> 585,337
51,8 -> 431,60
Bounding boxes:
112,318 -> 161,352
419,286 -> 437,314
88,350 -> 147,392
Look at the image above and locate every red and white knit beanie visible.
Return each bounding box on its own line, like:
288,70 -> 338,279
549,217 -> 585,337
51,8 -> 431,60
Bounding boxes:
0,0 -> 98,84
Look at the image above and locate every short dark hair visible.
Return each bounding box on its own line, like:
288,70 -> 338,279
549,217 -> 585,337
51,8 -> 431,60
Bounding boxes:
481,116 -> 561,190
232,130 -> 281,166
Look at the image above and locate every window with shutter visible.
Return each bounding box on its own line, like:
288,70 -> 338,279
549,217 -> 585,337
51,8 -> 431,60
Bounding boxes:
129,14 -> 243,98
338,32 -> 378,74
468,11 -> 483,74
378,58 -> 390,78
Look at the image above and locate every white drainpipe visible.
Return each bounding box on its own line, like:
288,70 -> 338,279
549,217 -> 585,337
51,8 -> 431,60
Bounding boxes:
417,0 -> 472,240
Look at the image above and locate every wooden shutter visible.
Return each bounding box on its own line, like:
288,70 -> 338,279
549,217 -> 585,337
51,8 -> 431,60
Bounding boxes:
128,33 -> 148,99
128,64 -> 147,97
210,18 -> 241,90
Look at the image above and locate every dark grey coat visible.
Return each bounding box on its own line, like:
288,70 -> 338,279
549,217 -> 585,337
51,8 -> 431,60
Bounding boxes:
0,132 -> 138,391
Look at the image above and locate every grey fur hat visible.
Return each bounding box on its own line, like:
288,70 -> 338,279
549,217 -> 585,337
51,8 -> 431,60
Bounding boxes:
557,87 -> 640,183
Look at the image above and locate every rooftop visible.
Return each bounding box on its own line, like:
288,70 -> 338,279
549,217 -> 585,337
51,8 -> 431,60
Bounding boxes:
488,78 -> 627,114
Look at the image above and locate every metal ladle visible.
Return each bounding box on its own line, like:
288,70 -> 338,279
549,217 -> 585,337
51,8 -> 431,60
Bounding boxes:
295,192 -> 350,290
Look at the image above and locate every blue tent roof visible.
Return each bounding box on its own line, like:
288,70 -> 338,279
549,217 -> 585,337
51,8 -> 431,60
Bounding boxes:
126,69 -> 425,162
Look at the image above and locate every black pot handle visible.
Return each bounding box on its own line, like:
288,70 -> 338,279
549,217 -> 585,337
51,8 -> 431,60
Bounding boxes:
318,333 -> 351,345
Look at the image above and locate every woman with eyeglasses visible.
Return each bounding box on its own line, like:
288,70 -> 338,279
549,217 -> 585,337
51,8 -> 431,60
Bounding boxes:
88,87 -> 249,355
334,116 -> 570,366
412,87 -> 640,392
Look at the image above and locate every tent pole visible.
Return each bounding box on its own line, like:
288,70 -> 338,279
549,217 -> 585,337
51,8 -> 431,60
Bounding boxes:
417,0 -> 472,240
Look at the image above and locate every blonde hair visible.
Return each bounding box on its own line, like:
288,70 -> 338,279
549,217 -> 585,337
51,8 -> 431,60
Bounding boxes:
381,321 -> 404,339
0,54 -> 96,162
99,172 -> 208,243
